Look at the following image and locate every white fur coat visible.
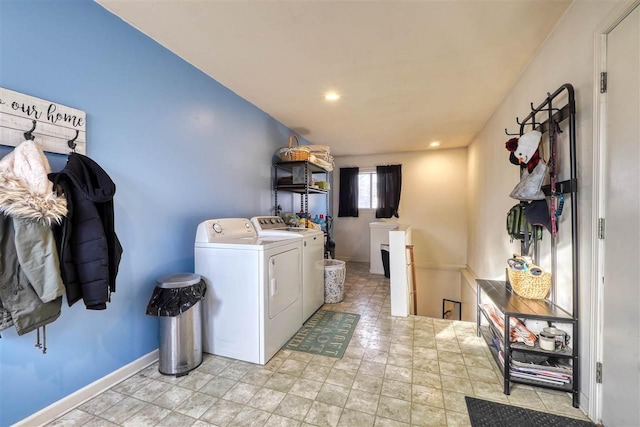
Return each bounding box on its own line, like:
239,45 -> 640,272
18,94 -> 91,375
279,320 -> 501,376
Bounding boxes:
0,140 -> 67,225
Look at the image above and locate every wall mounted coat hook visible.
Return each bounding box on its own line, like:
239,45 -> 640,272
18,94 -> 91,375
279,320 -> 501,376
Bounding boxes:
505,128 -> 520,136
67,130 -> 79,152
516,117 -> 541,128
23,120 -> 36,141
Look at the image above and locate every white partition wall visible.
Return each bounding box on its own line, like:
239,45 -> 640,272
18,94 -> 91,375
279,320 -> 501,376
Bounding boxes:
389,225 -> 412,317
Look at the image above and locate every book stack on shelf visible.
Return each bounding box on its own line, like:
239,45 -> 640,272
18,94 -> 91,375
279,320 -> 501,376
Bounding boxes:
498,351 -> 573,386
480,302 -> 573,386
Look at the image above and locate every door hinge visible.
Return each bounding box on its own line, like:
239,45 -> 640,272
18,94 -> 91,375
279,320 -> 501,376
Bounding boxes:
596,362 -> 603,383
598,218 -> 605,239
600,72 -> 607,93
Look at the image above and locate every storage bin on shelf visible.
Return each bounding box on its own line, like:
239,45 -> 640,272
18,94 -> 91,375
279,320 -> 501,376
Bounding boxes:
278,135 -> 310,161
506,258 -> 551,300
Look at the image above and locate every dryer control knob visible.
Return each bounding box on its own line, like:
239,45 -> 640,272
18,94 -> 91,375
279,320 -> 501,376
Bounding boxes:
212,223 -> 222,233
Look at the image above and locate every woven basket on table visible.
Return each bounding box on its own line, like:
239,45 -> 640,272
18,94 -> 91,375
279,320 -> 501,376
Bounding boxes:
507,266 -> 551,300
278,135 -> 310,162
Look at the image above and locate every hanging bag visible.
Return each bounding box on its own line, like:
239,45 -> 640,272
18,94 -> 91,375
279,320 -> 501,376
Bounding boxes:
509,160 -> 548,201
523,199 -> 552,232
506,203 -> 542,255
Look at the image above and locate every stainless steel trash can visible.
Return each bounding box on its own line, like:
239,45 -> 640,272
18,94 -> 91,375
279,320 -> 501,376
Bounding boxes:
153,273 -> 204,376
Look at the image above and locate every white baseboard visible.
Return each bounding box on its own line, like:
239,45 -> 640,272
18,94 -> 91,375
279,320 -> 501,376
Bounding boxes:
16,349 -> 159,427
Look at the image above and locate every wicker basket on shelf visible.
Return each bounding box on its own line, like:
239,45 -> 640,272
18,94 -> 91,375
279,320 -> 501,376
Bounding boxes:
278,135 -> 310,162
507,260 -> 551,300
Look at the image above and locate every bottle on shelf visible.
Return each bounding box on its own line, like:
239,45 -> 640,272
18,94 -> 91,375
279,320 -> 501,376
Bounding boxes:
319,214 -> 326,232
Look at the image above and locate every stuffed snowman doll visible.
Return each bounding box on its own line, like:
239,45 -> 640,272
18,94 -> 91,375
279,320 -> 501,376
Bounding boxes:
505,130 -> 542,172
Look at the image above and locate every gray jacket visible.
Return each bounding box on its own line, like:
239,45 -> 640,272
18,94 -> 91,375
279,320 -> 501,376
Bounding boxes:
0,216 -> 62,335
0,141 -> 67,336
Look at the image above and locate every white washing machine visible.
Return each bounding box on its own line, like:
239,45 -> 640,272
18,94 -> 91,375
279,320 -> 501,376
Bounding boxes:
251,216 -> 324,322
194,218 -> 302,364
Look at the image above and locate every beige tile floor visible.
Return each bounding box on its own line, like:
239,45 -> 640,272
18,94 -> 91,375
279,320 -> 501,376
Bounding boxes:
48,262 -> 591,427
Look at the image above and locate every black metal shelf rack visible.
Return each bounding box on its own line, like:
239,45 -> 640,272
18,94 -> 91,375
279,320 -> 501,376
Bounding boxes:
477,84 -> 580,408
274,160 -> 330,227
477,280 -> 578,399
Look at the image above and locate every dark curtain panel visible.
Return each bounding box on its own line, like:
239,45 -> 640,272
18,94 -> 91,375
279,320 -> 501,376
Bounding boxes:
338,167 -> 359,217
376,164 -> 402,218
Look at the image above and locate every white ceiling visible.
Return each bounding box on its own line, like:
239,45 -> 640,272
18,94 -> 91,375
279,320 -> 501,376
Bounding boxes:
96,0 -> 571,156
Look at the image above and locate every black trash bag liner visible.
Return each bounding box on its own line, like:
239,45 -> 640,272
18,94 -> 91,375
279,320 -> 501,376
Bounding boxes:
146,279 -> 206,317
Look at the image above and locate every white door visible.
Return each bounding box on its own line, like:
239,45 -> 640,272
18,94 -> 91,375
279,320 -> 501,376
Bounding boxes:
268,248 -> 300,318
601,5 -> 640,426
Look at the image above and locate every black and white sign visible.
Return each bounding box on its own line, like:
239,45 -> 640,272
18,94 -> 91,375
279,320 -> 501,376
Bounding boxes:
0,87 -> 86,155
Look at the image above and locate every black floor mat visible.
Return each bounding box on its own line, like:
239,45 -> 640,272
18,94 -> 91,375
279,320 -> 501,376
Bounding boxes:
465,396 -> 595,427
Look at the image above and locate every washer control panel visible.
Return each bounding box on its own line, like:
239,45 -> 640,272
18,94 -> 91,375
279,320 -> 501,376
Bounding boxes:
195,218 -> 256,242
253,216 -> 287,231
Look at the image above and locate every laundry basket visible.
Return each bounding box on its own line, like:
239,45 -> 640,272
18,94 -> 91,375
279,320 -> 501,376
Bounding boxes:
324,260 -> 346,303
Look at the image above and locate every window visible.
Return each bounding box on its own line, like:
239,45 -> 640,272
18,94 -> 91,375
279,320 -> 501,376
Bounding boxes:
358,170 -> 378,209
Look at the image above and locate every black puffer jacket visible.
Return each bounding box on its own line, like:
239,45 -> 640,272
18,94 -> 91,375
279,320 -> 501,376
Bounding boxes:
49,154 -> 123,310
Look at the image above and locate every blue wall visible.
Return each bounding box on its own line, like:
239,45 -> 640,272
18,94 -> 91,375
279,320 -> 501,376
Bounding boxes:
0,1 -> 311,424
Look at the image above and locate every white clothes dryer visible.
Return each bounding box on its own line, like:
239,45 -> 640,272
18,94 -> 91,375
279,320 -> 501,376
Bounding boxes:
251,216 -> 324,322
194,218 -> 302,364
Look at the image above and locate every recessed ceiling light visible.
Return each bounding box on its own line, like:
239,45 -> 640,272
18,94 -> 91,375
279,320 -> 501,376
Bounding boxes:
325,92 -> 340,101
430,141 -> 441,147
